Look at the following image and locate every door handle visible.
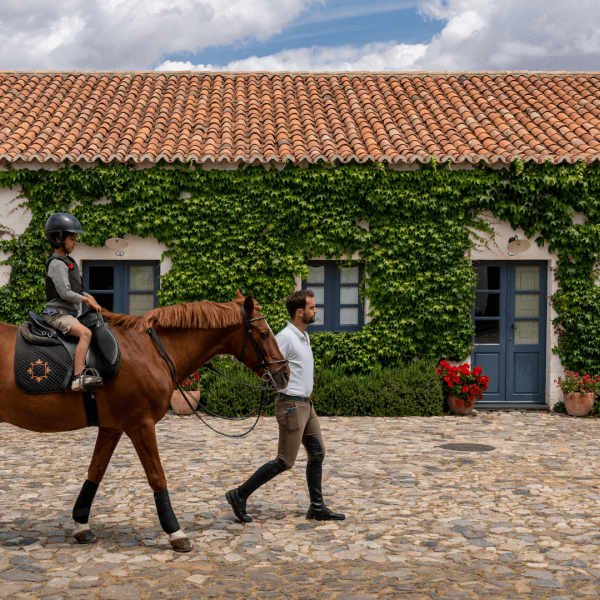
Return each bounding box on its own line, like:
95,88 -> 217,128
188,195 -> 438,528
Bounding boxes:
510,323 -> 517,331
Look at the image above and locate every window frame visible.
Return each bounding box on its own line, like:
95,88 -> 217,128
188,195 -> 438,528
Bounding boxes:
82,260 -> 160,315
302,260 -> 364,333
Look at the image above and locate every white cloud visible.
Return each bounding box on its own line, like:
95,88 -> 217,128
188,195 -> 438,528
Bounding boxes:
156,42 -> 427,72
156,0 -> 600,73
415,0 -> 600,71
0,0 -> 320,70
1,0 -> 599,72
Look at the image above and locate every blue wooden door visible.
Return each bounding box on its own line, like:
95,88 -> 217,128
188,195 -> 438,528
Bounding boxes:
472,261 -> 547,407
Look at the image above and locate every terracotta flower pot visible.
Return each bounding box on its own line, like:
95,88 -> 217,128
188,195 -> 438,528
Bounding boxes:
563,392 -> 596,417
170,390 -> 201,415
447,393 -> 475,416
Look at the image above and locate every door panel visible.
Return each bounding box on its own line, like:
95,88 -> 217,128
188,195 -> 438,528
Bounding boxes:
513,353 -> 540,394
472,261 -> 547,406
475,353 -> 501,394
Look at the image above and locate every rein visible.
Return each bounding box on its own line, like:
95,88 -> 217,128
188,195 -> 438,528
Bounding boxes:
148,306 -> 288,438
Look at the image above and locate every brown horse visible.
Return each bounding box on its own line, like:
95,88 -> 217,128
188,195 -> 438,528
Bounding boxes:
0,291 -> 289,552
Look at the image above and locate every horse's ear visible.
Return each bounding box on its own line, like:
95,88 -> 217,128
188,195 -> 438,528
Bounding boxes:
244,294 -> 255,316
236,289 -> 244,300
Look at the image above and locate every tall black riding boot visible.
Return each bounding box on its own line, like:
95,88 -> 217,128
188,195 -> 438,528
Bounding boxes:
226,458 -> 286,523
306,460 -> 345,521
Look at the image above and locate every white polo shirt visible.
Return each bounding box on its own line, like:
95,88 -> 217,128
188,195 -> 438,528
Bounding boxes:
275,322 -> 314,397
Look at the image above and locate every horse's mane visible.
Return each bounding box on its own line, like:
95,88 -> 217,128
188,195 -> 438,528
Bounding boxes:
102,299 -> 244,332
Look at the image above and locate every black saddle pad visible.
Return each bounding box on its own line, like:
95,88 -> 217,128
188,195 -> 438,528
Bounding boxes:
14,320 -> 121,395
15,330 -> 72,394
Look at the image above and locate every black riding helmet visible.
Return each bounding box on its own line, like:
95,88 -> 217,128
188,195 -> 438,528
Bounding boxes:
44,212 -> 85,250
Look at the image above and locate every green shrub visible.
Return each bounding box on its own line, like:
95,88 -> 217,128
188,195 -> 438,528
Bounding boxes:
313,359 -> 443,417
197,357 -> 443,418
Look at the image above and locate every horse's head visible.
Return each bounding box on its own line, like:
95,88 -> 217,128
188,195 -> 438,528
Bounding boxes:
234,290 -> 290,391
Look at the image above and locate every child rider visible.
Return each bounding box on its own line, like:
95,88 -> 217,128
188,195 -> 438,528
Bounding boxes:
43,212 -> 103,392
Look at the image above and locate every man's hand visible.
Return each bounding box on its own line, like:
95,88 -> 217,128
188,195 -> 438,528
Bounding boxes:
83,294 -> 102,312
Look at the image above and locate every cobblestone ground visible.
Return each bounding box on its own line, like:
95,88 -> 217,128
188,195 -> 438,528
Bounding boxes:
2,411 -> 600,599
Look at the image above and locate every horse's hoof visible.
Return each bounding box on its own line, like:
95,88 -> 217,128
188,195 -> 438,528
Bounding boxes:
170,537 -> 192,553
74,530 -> 97,544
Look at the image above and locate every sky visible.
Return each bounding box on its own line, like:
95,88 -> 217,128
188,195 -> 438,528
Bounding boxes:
0,0 -> 599,72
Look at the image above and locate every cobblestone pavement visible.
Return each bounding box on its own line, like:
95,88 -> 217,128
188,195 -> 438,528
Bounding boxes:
2,410 -> 600,599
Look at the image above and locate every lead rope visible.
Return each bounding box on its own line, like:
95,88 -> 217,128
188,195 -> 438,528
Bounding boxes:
148,328 -> 277,438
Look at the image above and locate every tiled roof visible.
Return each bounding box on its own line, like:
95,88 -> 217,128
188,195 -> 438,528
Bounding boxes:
1,71 -> 600,166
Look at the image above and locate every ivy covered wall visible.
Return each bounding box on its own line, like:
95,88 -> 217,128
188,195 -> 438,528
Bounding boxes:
0,160 -> 599,374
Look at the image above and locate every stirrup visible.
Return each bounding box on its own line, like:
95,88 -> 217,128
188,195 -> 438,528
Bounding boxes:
72,367 -> 102,392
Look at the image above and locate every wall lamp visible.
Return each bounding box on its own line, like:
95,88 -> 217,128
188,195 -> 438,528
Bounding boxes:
507,235 -> 531,257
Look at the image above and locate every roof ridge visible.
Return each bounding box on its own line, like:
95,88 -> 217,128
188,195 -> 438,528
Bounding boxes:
0,70 -> 600,78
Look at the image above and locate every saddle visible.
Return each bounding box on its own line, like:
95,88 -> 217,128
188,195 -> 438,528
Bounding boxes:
14,311 -> 121,395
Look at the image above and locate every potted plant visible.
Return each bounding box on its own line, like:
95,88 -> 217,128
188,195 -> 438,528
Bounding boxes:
170,370 -> 203,415
437,360 -> 489,415
555,371 -> 600,417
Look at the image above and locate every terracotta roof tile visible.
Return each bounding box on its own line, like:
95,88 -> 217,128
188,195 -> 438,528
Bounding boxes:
1,71 -> 600,165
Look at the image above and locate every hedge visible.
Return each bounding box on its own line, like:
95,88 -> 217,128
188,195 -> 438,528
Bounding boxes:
196,357 -> 443,418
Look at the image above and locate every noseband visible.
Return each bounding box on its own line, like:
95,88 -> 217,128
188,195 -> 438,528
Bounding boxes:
239,305 -> 288,391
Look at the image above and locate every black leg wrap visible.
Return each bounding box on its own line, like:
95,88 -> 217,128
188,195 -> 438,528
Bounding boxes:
303,435 -> 324,462
73,480 -> 99,524
154,489 -> 180,534
238,458 -> 287,499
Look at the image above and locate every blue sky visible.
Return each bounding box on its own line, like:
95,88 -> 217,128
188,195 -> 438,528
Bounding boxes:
0,0 -> 599,72
162,2 -> 444,69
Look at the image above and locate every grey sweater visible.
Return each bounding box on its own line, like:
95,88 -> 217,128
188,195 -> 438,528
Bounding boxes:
44,256 -> 87,315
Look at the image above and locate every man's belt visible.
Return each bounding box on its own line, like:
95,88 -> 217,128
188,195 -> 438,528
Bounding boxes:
278,393 -> 311,402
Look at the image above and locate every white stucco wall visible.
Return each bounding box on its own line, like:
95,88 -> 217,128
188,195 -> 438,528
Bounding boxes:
71,235 -> 172,279
0,160 -> 197,287
0,184 -> 32,287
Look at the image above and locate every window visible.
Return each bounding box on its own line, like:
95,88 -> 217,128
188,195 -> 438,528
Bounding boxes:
302,261 -> 364,332
82,261 -> 160,315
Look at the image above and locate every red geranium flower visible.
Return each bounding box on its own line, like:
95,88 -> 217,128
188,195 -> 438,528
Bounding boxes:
437,361 -> 489,404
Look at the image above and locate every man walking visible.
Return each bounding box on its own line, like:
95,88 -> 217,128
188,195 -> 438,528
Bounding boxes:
226,290 -> 345,522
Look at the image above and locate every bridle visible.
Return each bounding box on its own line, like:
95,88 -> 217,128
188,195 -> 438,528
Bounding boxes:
148,305 -> 289,438
238,304 -> 288,392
